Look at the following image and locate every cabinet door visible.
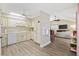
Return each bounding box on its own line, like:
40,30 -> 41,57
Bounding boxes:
8,33 -> 16,45
16,33 -> 21,43
26,31 -> 31,40
23,32 -> 27,41
16,32 -> 27,43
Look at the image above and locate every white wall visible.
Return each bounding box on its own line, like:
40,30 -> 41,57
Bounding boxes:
40,11 -> 51,47
50,25 -> 58,30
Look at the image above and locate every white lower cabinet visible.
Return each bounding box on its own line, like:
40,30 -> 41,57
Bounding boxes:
16,32 -> 27,42
8,31 -> 28,45
8,33 -> 16,45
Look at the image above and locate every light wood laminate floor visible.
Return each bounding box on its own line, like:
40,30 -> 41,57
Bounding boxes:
2,37 -> 76,56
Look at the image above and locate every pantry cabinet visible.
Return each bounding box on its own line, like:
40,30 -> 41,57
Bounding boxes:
31,17 -> 41,44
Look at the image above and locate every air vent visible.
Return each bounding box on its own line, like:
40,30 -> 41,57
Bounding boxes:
54,19 -> 60,21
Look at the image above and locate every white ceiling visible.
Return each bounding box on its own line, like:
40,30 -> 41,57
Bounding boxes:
0,3 -> 77,20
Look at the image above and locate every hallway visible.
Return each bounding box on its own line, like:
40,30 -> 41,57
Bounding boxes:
2,37 -> 75,56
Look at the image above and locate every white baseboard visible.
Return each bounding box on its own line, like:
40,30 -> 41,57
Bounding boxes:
40,41 -> 51,48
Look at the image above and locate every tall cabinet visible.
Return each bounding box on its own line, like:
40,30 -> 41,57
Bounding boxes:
31,16 -> 41,44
